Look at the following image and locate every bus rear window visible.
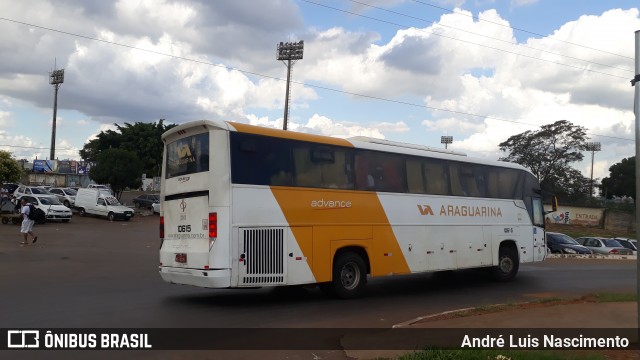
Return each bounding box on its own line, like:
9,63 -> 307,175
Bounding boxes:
166,132 -> 210,179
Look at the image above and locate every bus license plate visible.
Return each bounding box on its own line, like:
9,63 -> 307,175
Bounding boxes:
175,253 -> 187,263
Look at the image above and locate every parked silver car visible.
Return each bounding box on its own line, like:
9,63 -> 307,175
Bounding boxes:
574,237 -> 633,255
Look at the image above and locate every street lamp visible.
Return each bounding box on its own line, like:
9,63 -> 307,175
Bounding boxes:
277,40 -> 304,131
49,68 -> 65,160
441,136 -> 453,149
585,141 -> 601,197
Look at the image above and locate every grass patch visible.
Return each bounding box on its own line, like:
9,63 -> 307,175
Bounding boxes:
397,348 -> 605,360
593,292 -> 637,303
536,297 -> 565,303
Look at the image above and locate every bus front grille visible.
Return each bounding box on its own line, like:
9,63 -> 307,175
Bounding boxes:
241,228 -> 285,285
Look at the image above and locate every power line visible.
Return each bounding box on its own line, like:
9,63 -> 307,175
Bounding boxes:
346,0 -> 634,74
410,0 -> 634,60
0,144 -> 76,150
301,0 -> 631,80
0,17 -> 633,143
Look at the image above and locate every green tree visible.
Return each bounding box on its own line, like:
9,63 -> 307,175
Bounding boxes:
89,149 -> 143,200
80,119 -> 176,177
0,150 -> 23,185
544,168 -> 592,203
600,156 -> 635,200
498,120 -> 593,200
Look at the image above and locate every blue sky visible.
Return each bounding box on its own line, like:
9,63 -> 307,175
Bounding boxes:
0,0 -> 638,182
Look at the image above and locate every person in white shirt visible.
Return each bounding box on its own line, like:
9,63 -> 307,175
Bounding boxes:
20,198 -> 38,245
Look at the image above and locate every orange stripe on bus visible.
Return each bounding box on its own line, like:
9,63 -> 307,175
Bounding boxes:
228,122 -> 354,148
270,187 -> 410,282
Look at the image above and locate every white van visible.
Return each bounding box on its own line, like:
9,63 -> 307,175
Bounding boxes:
75,188 -> 134,221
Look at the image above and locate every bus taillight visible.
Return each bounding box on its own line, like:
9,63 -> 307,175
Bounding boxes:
209,212 -> 217,238
160,216 -> 165,238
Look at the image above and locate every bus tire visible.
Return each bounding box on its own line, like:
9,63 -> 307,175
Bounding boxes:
330,252 -> 367,299
492,246 -> 519,282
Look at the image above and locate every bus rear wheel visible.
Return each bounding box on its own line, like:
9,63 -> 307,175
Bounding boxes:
325,252 -> 367,299
492,246 -> 519,282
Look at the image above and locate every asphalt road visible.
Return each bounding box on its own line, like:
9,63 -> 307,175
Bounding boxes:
0,209 -> 636,329
0,207 -> 636,359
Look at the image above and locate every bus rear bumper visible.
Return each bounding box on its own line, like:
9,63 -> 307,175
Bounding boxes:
159,267 -> 231,288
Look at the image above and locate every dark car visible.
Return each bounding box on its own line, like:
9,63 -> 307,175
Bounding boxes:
132,194 -> 160,209
546,232 -> 592,254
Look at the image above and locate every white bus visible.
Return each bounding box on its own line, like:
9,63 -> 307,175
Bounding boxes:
159,120 -> 550,298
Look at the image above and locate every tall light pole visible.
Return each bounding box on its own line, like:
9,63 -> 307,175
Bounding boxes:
631,28 -> 639,339
277,40 -> 304,131
49,68 -> 65,160
441,136 -> 453,149
585,141 -> 601,197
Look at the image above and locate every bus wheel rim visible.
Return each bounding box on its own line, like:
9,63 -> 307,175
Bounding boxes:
499,256 -> 513,273
340,262 -> 360,290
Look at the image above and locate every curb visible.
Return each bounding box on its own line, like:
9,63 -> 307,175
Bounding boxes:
392,306 -> 477,328
546,254 -> 637,260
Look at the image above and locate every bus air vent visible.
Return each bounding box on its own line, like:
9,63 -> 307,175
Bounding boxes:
240,228 -> 286,285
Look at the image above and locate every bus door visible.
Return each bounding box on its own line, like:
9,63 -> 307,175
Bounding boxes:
161,193 -> 211,270
531,197 -> 546,261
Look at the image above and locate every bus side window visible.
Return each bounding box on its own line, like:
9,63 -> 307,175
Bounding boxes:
423,159 -> 448,195
265,144 -> 293,186
406,158 -> 425,194
355,152 -> 373,190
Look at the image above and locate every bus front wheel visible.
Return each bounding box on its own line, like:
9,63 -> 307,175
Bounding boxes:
492,246 -> 519,282
326,252 -> 367,299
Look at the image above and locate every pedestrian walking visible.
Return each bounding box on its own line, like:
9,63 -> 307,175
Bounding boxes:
20,198 -> 38,246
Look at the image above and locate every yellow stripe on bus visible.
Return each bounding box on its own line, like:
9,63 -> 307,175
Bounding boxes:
270,187 -> 410,282
228,122 -> 354,148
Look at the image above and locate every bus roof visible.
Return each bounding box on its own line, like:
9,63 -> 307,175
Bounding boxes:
162,119 -> 531,174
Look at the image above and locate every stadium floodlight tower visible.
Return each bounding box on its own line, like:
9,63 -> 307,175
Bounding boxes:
277,40 -> 304,131
585,141 -> 601,198
49,67 -> 65,160
441,135 -> 453,149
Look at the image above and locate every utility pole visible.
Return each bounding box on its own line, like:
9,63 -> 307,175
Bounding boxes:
584,141 -> 601,197
49,67 -> 65,160
277,41 -> 304,130
441,136 -> 453,149
631,29 -> 639,338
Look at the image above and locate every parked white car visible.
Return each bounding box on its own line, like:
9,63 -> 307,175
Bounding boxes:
13,185 -> 52,198
87,184 -> 113,196
49,187 -> 77,208
17,194 -> 72,222
151,202 -> 161,214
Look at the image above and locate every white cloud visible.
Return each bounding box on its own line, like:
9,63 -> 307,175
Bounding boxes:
246,113 -> 388,139
0,110 -> 13,128
85,123 -> 118,144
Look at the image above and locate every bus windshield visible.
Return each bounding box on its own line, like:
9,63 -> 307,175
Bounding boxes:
166,132 -> 210,179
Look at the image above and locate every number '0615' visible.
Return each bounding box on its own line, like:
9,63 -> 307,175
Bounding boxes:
177,225 -> 191,232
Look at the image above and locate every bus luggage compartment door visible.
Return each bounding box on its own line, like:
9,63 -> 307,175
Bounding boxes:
238,227 -> 288,287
